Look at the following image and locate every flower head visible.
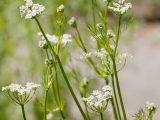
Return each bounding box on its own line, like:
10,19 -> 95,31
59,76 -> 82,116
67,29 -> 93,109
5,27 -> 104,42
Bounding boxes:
38,40 -> 48,49
109,0 -> 132,15
57,4 -> 65,13
145,101 -> 157,113
2,82 -> 40,104
37,32 -> 72,47
82,85 -> 112,112
20,0 -> 45,19
80,52 -> 92,60
68,17 -> 77,28
116,52 -> 133,64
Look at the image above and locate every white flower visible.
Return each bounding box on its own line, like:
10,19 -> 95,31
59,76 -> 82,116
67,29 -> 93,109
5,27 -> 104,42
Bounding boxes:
102,85 -> 112,92
122,53 -> 133,59
25,82 -> 41,90
90,34 -> 103,42
94,48 -> 110,65
20,0 -> 45,19
42,34 -> 58,44
80,52 -> 92,60
68,17 -> 76,27
57,4 -> 65,13
107,30 -> 115,38
90,30 -> 115,41
47,113 -> 53,120
38,32 -> 72,47
110,44 -> 115,50
116,52 -> 133,64
2,82 -> 40,104
61,34 -> 73,46
108,0 -> 132,15
38,40 -> 48,49
82,85 -> 112,112
145,101 -> 157,112
2,84 -> 22,92
94,48 -> 108,59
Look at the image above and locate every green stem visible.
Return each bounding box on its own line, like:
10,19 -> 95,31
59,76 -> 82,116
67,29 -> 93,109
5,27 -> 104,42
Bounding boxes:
54,65 -> 66,119
34,17 -> 87,120
85,104 -> 90,120
91,0 -> 96,31
75,26 -> 87,52
56,55 -> 87,120
111,98 -> 119,120
20,104 -> 27,120
60,110 -> 65,119
100,112 -> 103,120
112,14 -> 127,120
104,3 -> 109,34
75,26 -> 101,75
111,74 -> 122,120
114,15 -> 122,57
52,82 -> 66,119
44,89 -> 49,120
112,59 -> 127,120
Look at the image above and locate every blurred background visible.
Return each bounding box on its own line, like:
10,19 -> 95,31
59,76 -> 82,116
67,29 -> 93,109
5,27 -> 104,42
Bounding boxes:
0,0 -> 160,119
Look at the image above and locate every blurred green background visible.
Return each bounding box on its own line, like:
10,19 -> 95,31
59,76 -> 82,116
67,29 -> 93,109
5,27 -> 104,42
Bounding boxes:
1,0 -> 160,120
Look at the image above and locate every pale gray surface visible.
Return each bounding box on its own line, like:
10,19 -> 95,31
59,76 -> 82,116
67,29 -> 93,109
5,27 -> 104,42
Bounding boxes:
119,23 -> 160,119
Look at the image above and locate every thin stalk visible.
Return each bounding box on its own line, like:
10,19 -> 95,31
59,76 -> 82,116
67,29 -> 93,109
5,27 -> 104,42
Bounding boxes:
104,3 -> 109,34
54,65 -> 66,119
34,17 -> 87,120
84,102 -> 91,120
112,14 -> 127,120
91,0 -> 96,31
20,104 -> 27,120
44,89 -> 49,120
111,99 -> 119,120
56,55 -> 87,120
100,112 -> 104,120
114,15 -> 122,57
75,26 -> 101,75
60,110 -> 65,119
111,74 -> 122,120
75,26 -> 87,52
112,59 -> 127,120
52,82 -> 66,119
46,51 -> 65,119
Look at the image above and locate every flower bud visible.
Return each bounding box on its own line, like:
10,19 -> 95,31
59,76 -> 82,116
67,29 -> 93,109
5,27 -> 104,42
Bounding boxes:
45,59 -> 54,66
68,17 -> 77,28
57,4 -> 65,13
96,23 -> 104,31
38,40 -> 48,49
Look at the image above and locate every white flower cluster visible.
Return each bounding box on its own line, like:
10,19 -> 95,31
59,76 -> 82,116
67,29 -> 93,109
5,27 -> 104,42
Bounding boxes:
20,0 -> 45,19
57,4 -> 65,13
82,85 -> 112,112
107,30 -> 116,38
116,52 -> 133,64
37,32 -> 73,47
94,48 -> 109,65
90,30 -> 115,41
47,113 -> 53,120
80,52 -> 92,60
90,34 -> 103,41
2,82 -> 40,96
95,48 -> 108,59
2,82 -> 40,104
108,0 -> 132,15
145,101 -> 157,113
